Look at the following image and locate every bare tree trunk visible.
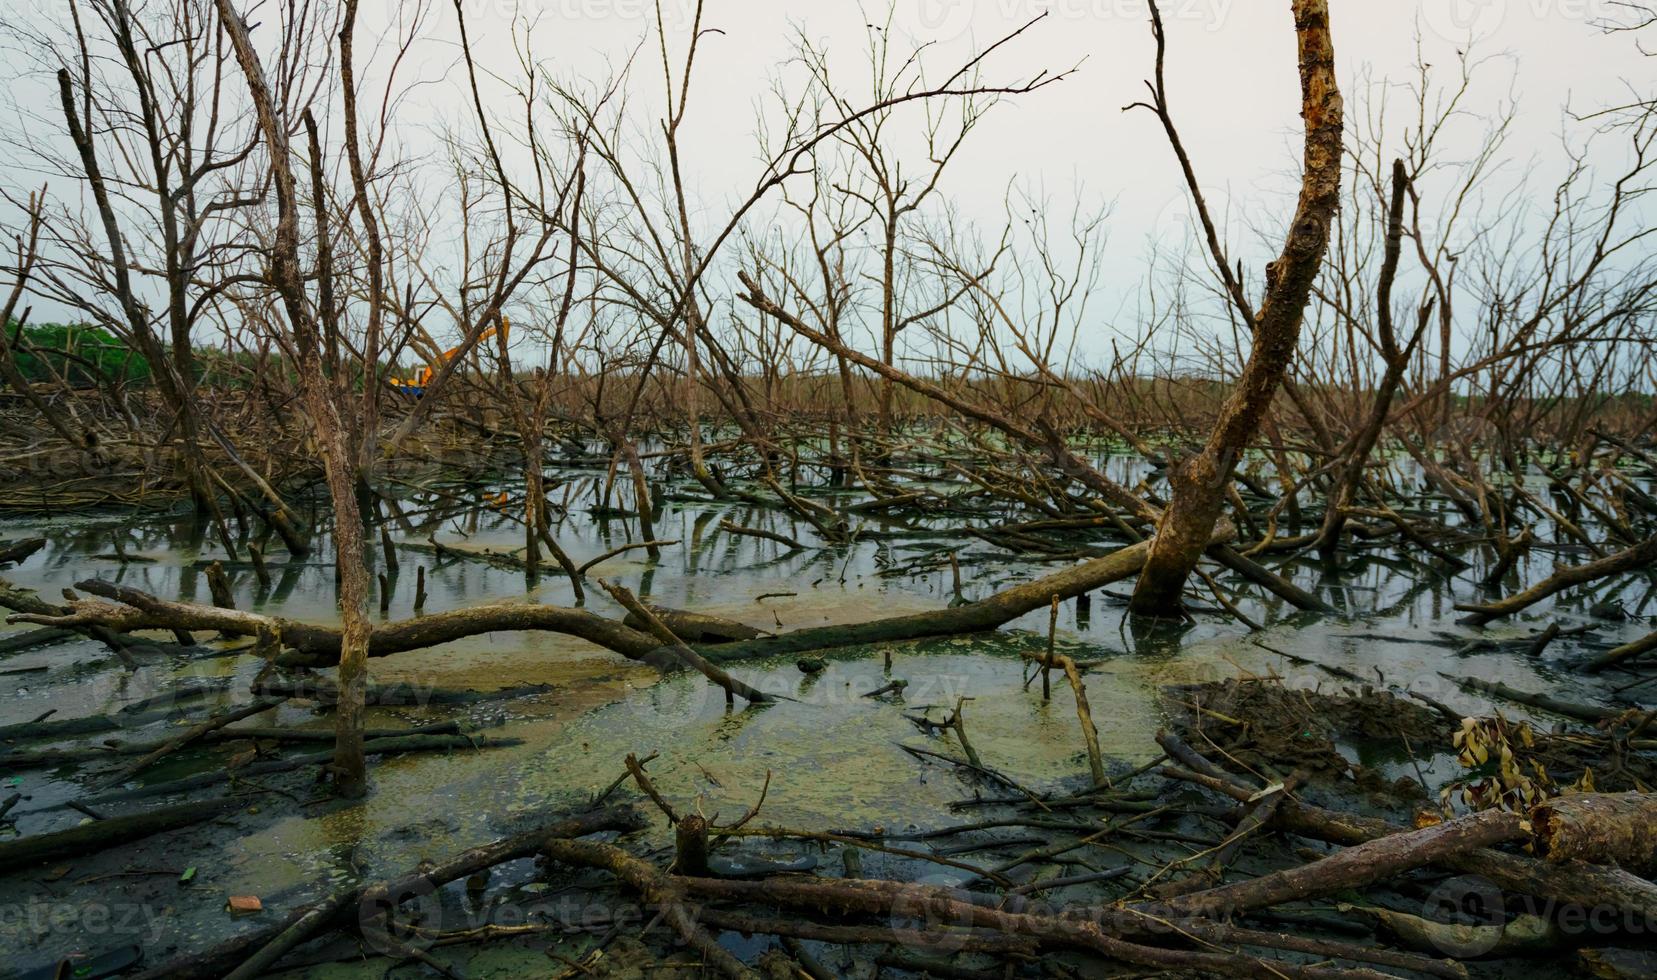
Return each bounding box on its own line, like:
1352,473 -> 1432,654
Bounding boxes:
339,0 -> 386,481
1318,159 -> 1429,555
1129,0 -> 1344,615
213,0 -> 374,798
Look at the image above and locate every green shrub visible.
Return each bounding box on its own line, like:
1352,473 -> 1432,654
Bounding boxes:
9,321 -> 150,386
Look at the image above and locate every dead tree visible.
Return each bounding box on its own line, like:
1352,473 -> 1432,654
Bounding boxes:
211,0 -> 375,798
1126,0 -> 1344,615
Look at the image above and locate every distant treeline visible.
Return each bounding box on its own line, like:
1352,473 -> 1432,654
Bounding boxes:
9,322 -> 150,386
7,321 -> 254,388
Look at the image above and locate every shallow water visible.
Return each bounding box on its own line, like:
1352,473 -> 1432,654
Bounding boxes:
0,457 -> 1652,975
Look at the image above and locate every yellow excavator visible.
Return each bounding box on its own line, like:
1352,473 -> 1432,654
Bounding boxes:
389,318 -> 509,397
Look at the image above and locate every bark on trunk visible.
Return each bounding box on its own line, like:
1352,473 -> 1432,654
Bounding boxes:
1532,793 -> 1657,876
1129,0 -> 1343,614
213,0 -> 374,798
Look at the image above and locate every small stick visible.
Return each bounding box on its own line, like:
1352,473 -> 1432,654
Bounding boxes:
599,579 -> 773,706
719,519 -> 803,551
89,697 -> 288,792
378,572 -> 391,614
625,752 -> 680,823
414,566 -> 428,612
577,540 -> 680,576
946,697 -> 982,768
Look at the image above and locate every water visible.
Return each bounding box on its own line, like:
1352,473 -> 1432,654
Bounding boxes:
0,455 -> 1651,975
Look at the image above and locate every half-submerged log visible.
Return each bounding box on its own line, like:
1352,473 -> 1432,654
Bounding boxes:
126,805 -> 645,980
696,531 -> 1228,662
11,532 -> 1223,670
0,797 -> 244,873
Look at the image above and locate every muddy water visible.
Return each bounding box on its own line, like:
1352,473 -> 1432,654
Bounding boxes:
0,461 -> 1651,975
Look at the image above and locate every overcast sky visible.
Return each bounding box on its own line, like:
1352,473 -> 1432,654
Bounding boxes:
3,0 -> 1650,359
339,0 -> 1651,356
392,0 -> 1649,244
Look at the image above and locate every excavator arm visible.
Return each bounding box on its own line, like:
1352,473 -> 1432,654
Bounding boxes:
390,318 -> 510,395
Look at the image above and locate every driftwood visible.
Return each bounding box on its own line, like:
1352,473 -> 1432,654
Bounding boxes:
1148,808 -> 1529,920
694,530 -> 1228,662
0,627 -> 76,656
252,676 -> 553,706
1442,673 -> 1620,723
1456,533 -> 1657,625
1585,629 -> 1657,673
0,577 -> 144,666
0,721 -> 461,770
1532,793 -> 1657,875
77,734 -> 521,805
9,534 -> 1220,672
7,578 -> 667,668
0,796 -> 245,873
0,678 -> 232,742
126,805 -> 645,980
677,875 -> 1389,979
1157,731 -> 1657,920
89,697 -> 287,791
0,537 -> 45,566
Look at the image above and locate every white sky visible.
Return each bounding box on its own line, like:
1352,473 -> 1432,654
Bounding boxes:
350,0 -> 1653,359
2,0 -> 1650,362
396,0 -> 1648,241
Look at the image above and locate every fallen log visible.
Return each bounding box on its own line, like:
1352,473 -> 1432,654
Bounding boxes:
77,734 -> 521,805
678,875 -> 1390,979
1274,798 -> 1657,924
12,535 -> 1226,672
0,721 -> 462,770
1441,673 -> 1620,723
127,805 -> 645,980
397,538 -> 532,572
693,532 -> 1224,662
0,627 -> 75,657
1584,629 -> 1657,673
1158,731 -> 1657,920
0,796 -> 244,873
0,678 -> 232,742
90,697 -> 287,791
1147,808 -> 1530,920
8,578 -> 667,669
0,577 -> 144,666
252,676 -> 553,706
1532,793 -> 1657,875
0,537 -> 45,566
1456,533 -> 1657,626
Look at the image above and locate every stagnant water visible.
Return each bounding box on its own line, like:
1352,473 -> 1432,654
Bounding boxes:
0,454 -> 1650,976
